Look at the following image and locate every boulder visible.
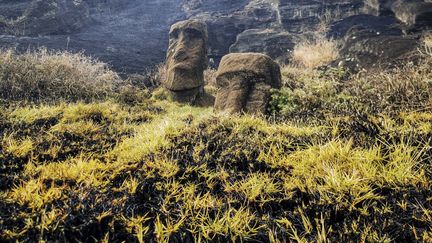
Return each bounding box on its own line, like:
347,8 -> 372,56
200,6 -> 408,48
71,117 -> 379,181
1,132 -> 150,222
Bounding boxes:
214,53 -> 281,114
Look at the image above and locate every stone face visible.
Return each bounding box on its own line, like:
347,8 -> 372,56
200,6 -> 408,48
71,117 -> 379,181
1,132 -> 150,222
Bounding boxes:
165,20 -> 208,91
164,19 -> 211,104
214,53 -> 281,114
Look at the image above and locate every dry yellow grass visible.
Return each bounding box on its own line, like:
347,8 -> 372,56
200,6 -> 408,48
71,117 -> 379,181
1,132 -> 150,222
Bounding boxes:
292,36 -> 339,69
0,48 -> 121,102
423,33 -> 432,57
1,50 -> 432,242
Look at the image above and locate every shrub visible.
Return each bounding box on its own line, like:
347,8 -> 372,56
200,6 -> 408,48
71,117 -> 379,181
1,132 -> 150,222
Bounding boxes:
271,55 -> 432,120
347,57 -> 432,111
143,63 -> 166,88
423,33 -> 432,57
204,67 -> 218,96
292,35 -> 340,69
0,49 -> 121,103
268,65 -> 347,120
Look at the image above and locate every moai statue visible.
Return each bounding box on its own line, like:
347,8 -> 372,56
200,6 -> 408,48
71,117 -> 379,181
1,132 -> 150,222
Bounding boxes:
214,53 -> 282,114
164,19 -> 208,104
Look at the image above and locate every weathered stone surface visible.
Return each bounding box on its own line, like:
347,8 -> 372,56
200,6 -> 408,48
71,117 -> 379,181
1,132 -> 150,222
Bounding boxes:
1,0 -> 90,36
25,0 -> 90,35
363,0 -> 394,16
391,0 -> 432,30
329,14 -> 403,39
229,28 -> 298,64
214,53 -> 281,114
278,0 -> 363,33
164,19 -> 214,106
337,25 -> 420,70
0,0 -> 185,74
183,0 -> 250,14
190,0 -> 279,65
165,20 -> 207,91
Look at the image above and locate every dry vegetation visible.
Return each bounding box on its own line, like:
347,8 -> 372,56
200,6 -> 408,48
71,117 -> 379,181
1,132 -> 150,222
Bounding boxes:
0,49 -> 432,242
291,36 -> 340,69
291,8 -> 343,70
0,49 -> 122,103
423,33 -> 432,57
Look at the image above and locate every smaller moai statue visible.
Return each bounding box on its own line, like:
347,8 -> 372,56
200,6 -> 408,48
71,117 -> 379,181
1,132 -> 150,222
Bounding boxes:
214,53 -> 282,114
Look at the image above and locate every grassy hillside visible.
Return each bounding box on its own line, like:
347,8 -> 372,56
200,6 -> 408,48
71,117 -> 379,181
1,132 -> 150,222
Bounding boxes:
0,50 -> 432,242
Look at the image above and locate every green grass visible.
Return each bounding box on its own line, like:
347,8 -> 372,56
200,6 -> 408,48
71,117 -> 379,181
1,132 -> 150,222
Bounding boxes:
0,50 -> 432,242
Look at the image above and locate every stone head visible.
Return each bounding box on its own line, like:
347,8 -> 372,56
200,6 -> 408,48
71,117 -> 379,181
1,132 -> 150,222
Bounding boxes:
165,19 -> 208,91
214,53 -> 281,114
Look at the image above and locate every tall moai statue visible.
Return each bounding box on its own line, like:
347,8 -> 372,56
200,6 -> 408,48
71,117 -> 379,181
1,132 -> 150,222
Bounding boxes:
163,19 -> 209,105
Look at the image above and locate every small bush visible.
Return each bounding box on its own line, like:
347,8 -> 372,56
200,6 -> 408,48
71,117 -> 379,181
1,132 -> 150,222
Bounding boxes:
204,67 -> 218,96
423,33 -> 432,57
269,66 -> 347,120
0,49 -> 121,103
292,36 -> 340,69
143,63 -> 166,88
348,56 -> 432,111
271,55 -> 432,120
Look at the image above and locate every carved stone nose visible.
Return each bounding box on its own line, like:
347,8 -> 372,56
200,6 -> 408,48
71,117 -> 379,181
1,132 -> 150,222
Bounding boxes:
178,32 -> 187,43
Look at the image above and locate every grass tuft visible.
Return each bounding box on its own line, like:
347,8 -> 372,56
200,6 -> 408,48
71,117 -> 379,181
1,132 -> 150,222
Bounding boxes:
292,35 -> 339,69
0,49 -> 121,103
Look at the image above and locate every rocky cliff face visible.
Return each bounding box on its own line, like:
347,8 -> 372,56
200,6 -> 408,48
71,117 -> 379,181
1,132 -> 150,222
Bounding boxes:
0,0 -> 431,74
0,0 -> 185,74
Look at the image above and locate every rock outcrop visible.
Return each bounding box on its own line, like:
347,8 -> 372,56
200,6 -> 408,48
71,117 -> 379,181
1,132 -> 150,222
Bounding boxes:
0,0 -> 185,74
0,0 -> 90,36
229,28 -> 298,64
391,0 -> 432,30
329,14 -> 421,70
214,53 -> 281,114
23,0 -> 90,36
